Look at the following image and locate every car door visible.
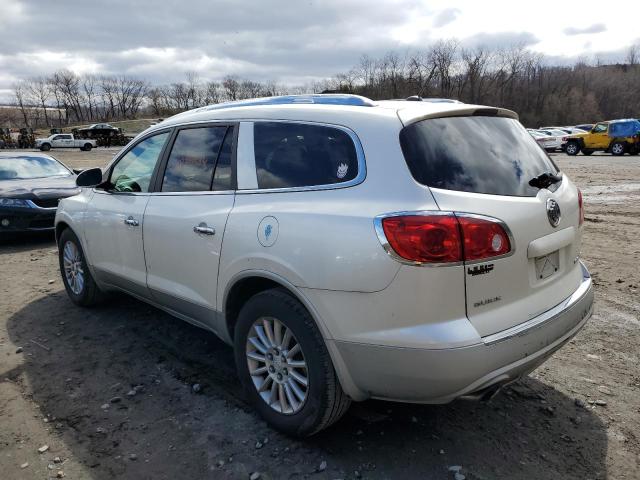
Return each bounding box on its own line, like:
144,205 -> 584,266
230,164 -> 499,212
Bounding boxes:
143,124 -> 236,332
589,123 -> 609,149
83,130 -> 171,297
51,135 -> 65,148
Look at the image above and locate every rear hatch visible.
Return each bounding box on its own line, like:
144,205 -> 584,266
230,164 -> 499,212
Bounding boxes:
399,113 -> 584,337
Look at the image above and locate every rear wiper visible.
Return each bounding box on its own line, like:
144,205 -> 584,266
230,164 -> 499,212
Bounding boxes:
528,171 -> 562,190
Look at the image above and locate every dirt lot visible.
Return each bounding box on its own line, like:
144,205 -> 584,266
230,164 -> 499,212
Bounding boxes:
1,148 -> 639,479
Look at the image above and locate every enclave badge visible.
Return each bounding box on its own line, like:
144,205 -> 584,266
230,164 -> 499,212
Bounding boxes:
546,198 -> 561,227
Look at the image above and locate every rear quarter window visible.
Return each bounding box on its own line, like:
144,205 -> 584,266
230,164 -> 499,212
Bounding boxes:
253,122 -> 358,189
399,116 -> 559,197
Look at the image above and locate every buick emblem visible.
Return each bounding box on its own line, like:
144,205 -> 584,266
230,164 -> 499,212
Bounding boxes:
546,198 -> 561,227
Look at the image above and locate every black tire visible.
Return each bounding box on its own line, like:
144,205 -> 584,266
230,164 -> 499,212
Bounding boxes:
40,143 -> 51,151
58,228 -> 103,307
234,288 -> 351,437
565,141 -> 580,156
82,143 -> 93,151
611,141 -> 626,156
582,149 -> 594,156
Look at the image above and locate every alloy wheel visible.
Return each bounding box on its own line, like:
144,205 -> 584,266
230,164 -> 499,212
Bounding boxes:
62,240 -> 85,295
245,316 -> 309,414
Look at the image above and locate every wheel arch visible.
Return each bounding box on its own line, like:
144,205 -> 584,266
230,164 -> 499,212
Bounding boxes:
221,270 -> 367,401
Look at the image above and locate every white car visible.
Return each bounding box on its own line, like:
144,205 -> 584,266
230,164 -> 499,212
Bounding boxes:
540,128 -> 572,150
55,95 -> 594,436
528,129 -> 560,152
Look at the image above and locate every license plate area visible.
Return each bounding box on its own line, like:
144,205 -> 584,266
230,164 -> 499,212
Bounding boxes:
534,250 -> 560,280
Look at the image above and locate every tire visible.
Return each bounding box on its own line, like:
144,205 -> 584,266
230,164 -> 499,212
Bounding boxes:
582,149 -> 593,156
611,142 -> 626,156
565,142 -> 580,156
58,228 -> 103,307
234,288 -> 351,437
40,143 -> 51,151
82,143 -> 93,151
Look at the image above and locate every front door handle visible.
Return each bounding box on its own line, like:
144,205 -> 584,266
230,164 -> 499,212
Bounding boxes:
193,222 -> 215,236
124,216 -> 139,227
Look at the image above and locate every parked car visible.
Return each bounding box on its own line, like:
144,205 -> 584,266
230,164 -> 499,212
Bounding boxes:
35,133 -> 97,152
528,129 -> 560,152
56,94 -> 593,436
565,119 -> 640,156
0,152 -> 79,232
538,129 -> 568,151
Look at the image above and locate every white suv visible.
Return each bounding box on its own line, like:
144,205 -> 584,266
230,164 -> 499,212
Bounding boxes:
56,95 -> 594,436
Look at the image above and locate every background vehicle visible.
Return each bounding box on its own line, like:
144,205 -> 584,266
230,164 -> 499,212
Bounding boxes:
56,95 -> 593,436
565,119 -> 640,156
0,152 -> 79,232
528,129 -> 560,151
538,128 -> 568,151
35,133 -> 97,152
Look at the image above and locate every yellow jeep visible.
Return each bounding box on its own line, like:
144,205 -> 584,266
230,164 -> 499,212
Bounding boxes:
565,119 -> 640,156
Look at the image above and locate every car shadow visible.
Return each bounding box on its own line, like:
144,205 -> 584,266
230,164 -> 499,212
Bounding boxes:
5,293 -> 607,479
0,230 -> 56,254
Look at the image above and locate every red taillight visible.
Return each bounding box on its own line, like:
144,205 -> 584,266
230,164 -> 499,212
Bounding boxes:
578,189 -> 584,225
380,214 -> 511,264
382,215 -> 462,263
457,216 -> 511,261
562,136 -> 568,141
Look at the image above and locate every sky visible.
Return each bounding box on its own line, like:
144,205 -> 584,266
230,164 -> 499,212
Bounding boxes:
0,0 -> 638,102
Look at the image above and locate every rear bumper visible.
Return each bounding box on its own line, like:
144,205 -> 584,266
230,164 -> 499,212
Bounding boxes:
331,261 -> 593,403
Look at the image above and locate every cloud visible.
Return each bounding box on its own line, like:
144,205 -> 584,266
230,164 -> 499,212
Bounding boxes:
433,8 -> 460,28
563,23 -> 607,36
462,31 -> 540,50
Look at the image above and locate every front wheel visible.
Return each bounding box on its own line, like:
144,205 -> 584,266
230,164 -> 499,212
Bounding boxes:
40,143 -> 51,151
58,228 -> 103,307
565,142 -> 580,156
611,142 -> 626,156
234,288 -> 350,437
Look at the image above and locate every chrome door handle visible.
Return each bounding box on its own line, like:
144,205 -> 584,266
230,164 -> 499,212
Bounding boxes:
193,223 -> 215,236
124,216 -> 139,227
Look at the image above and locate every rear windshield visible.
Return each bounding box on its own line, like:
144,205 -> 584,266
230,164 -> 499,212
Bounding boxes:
400,116 -> 559,197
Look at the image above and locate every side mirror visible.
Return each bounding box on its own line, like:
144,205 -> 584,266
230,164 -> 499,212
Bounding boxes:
76,167 -> 103,187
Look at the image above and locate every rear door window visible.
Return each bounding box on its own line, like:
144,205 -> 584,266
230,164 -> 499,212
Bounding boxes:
399,116 -> 559,197
161,126 -> 228,192
253,122 -> 358,189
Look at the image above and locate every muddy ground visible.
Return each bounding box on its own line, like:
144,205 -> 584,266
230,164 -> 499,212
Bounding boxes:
1,148 -> 638,480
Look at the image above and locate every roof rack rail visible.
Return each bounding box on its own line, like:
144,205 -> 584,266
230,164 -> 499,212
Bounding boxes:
200,94 -> 376,112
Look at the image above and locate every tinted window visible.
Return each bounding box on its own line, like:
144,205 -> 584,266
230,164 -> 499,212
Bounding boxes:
254,122 -> 358,189
400,116 -> 559,197
212,128 -> 234,191
110,132 -> 169,193
593,123 -> 607,133
162,126 -> 227,192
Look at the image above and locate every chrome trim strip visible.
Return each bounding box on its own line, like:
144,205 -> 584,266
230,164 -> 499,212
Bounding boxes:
25,199 -> 57,211
373,210 -> 515,267
482,262 -> 592,346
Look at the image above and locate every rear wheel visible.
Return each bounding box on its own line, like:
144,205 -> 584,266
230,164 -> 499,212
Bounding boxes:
611,142 -> 626,156
82,143 -> 93,151
58,228 -> 103,307
234,288 -> 350,437
565,141 -> 580,156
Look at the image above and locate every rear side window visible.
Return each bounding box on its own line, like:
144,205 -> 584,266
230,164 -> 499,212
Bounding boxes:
162,126 -> 228,192
400,116 -> 559,197
253,122 -> 358,189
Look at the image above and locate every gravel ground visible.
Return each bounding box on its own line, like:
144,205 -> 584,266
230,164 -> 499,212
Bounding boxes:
0,148 -> 639,479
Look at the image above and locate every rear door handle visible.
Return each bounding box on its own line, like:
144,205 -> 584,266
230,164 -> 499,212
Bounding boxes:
124,216 -> 139,227
193,223 -> 215,236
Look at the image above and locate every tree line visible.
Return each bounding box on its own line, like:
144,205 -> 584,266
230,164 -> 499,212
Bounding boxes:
7,41 -> 640,129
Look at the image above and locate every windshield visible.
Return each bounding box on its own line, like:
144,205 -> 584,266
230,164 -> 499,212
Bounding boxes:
400,116 -> 559,197
0,155 -> 71,180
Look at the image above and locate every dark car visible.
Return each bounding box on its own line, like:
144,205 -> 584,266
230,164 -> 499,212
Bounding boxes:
574,124 -> 594,131
0,152 -> 80,232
